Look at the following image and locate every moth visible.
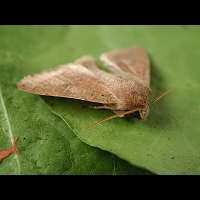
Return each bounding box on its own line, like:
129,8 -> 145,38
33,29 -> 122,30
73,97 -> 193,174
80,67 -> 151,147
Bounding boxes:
17,46 -> 153,124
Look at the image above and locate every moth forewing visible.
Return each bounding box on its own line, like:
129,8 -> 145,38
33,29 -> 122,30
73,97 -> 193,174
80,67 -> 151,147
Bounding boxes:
17,63 -> 119,105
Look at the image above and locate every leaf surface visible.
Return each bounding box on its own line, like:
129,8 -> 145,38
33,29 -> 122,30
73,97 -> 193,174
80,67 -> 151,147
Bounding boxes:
43,25 -> 200,174
0,25 -> 150,174
2,25 -> 200,174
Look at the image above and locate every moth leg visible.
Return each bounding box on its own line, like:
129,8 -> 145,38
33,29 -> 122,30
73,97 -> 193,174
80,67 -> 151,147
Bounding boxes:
90,105 -> 112,110
88,108 -> 140,128
114,109 -> 141,118
87,114 -> 119,128
114,110 -> 127,118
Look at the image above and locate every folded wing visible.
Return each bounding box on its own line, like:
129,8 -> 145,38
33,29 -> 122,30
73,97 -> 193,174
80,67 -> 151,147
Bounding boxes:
100,47 -> 150,87
17,63 -> 117,105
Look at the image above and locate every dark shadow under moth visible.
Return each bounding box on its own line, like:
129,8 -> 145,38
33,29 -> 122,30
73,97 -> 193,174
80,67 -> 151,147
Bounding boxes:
17,46 -> 151,120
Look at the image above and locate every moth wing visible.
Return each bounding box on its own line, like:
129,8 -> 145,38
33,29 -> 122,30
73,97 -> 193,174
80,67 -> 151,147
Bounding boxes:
100,47 -> 151,87
17,64 -> 117,105
74,56 -> 100,71
74,56 -> 151,111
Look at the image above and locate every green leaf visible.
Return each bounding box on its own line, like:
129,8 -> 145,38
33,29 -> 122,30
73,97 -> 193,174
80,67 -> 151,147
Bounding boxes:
41,25 -> 200,174
3,25 -> 199,174
0,25 -> 150,175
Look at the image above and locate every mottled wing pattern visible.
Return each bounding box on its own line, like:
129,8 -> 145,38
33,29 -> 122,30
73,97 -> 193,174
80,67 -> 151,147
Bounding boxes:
100,47 -> 150,87
17,64 -> 117,105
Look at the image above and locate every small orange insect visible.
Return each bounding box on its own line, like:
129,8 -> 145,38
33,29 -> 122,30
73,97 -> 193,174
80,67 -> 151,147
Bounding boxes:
0,138 -> 18,161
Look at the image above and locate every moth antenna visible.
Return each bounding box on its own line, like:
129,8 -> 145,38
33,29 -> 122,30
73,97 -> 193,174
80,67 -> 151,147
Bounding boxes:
88,115 -> 119,129
88,108 -> 139,129
151,88 -> 173,104
150,95 -> 157,103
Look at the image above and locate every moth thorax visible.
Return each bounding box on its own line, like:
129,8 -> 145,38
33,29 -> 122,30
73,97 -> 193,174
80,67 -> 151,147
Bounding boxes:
134,93 -> 148,108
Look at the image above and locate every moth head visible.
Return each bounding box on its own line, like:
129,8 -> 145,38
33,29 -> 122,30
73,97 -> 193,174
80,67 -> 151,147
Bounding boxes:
134,87 -> 150,120
139,89 -> 172,120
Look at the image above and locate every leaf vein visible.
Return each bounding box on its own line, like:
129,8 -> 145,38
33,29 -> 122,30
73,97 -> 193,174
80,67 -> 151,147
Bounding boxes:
0,87 -> 21,174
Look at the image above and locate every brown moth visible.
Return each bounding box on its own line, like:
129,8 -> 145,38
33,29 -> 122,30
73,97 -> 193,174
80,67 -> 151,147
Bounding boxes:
17,46 -> 151,121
